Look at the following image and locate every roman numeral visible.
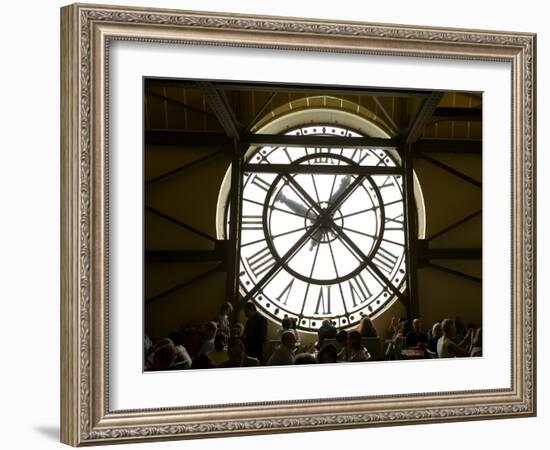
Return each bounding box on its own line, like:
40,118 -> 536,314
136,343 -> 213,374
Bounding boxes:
242,215 -> 263,230
372,247 -> 399,275
251,176 -> 271,192
384,212 -> 404,230
348,273 -> 372,307
379,176 -> 394,190
246,245 -> 276,278
276,279 -> 295,305
314,285 -> 332,315
351,148 -> 371,165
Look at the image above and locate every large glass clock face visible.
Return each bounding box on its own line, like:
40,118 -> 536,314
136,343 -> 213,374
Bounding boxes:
235,125 -> 406,332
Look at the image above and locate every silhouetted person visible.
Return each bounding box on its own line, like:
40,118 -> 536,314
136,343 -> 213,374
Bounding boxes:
316,319 -> 337,349
406,318 -> 428,347
218,337 -> 260,368
267,331 -> 297,365
243,302 -> 267,361
358,316 -> 378,338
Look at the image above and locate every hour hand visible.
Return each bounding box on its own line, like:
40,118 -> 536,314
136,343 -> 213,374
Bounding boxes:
274,191 -> 311,218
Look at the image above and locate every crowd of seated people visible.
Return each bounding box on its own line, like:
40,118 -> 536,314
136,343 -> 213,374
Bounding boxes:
144,302 -> 482,371
385,315 -> 482,360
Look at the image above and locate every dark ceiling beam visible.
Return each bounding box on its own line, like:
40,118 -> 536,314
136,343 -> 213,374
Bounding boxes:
145,78 -> 431,98
145,130 -> 400,149
243,133 -> 399,148
416,153 -> 482,188
145,89 -> 218,119
145,264 -> 224,304
145,247 -> 227,263
145,130 -> 229,147
413,139 -> 482,154
145,205 -> 218,243
426,263 -> 482,284
430,107 -> 482,123
247,92 -> 277,130
427,209 -> 482,242
403,92 -> 445,144
244,164 -> 401,175
145,150 -> 226,186
196,81 -> 242,139
373,96 -> 399,134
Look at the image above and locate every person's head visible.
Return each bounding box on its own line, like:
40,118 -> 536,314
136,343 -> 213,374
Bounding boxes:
294,353 -> 317,364
227,337 -> 246,364
335,329 -> 348,346
214,333 -> 228,352
167,330 -> 182,347
244,301 -> 257,318
431,322 -> 443,339
318,344 -> 338,364
412,318 -> 422,333
203,321 -> 218,340
281,330 -> 297,350
358,316 -> 377,337
441,319 -> 456,338
348,330 -> 363,350
220,302 -> 233,316
230,322 -> 244,338
281,316 -> 292,330
151,340 -> 177,370
321,319 -> 332,328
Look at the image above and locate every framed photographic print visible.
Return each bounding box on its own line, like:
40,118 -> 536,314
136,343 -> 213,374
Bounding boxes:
60,3 -> 536,446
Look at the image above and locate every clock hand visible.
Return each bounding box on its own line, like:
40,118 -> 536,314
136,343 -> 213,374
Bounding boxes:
328,175 -> 353,207
274,191 -> 316,221
274,191 -> 320,251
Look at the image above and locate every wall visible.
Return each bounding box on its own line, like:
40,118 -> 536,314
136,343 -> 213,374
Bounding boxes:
0,1 -> 547,449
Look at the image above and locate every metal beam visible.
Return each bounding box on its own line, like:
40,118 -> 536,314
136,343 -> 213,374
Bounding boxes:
145,89 -> 218,119
226,142 -> 246,308
243,164 -> 401,175
427,263 -> 482,284
145,130 -> 400,149
416,153 -> 482,188
145,150 -> 226,186
145,78 -> 431,98
404,92 -> 445,144
246,92 -> 277,130
145,205 -> 218,243
145,264 -> 223,304
427,209 -> 482,242
430,107 -> 482,123
373,96 -> 399,134
145,246 -> 227,263
413,139 -> 482,154
145,130 -> 229,147
403,144 -> 419,317
196,81 -> 242,139
243,133 -> 399,148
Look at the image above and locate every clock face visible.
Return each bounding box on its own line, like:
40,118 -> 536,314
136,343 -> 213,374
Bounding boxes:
235,125 -> 406,332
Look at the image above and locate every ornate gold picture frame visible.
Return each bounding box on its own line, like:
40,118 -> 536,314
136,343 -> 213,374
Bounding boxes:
60,3 -> 536,446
